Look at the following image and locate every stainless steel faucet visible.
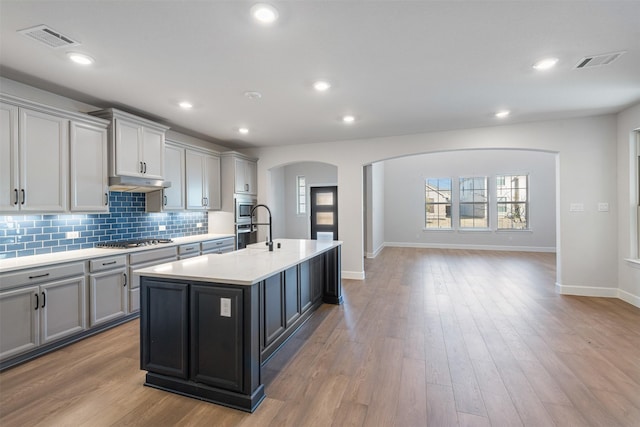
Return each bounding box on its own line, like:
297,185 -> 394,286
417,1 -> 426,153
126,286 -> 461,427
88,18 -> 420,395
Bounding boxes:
250,204 -> 273,251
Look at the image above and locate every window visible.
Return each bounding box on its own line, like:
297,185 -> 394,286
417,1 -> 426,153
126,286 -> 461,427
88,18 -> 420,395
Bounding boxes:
459,177 -> 488,228
497,175 -> 528,229
425,178 -> 452,229
297,176 -> 306,214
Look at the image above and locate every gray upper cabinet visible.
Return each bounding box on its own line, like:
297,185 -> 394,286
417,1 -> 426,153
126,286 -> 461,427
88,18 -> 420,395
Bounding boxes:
69,120 -> 109,212
91,108 -> 169,180
186,148 -> 221,210
147,141 -> 185,212
233,157 -> 257,195
0,101 -> 69,213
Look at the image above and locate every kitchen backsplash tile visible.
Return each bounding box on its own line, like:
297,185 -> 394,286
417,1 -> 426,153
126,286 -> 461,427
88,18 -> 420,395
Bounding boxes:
0,192 -> 208,259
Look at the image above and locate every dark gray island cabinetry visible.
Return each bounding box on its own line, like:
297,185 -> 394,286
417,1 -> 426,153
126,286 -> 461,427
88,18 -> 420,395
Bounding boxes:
137,239 -> 342,412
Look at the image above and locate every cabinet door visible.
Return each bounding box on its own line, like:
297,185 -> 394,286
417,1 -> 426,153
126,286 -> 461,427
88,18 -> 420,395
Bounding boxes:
70,121 -> 108,212
262,274 -> 285,347
141,127 -> 164,179
0,103 -> 19,212
234,158 -> 247,193
204,154 -> 221,210
40,276 -> 87,344
0,286 -> 39,361
190,284 -> 244,392
284,266 -> 300,327
299,261 -> 312,314
89,268 -> 127,326
163,144 -> 185,210
185,150 -> 205,209
114,118 -> 142,177
19,108 -> 68,212
246,160 -> 257,195
310,255 -> 324,303
141,279 -> 189,379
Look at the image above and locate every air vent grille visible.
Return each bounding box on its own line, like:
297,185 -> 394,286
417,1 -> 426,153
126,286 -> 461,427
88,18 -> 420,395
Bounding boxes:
18,25 -> 80,48
574,51 -> 625,69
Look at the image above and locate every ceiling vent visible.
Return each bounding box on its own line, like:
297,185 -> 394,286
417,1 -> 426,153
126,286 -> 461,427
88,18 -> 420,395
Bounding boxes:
18,25 -> 80,49
574,51 -> 625,69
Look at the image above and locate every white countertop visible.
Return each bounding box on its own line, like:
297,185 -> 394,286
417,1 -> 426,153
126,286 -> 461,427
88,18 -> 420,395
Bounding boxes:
135,238 -> 342,286
0,233 -> 235,273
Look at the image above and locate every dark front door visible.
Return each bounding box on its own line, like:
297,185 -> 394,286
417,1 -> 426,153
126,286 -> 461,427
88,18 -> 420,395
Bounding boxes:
310,186 -> 338,240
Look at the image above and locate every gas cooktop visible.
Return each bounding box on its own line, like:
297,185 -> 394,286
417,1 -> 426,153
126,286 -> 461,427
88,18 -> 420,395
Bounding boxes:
96,238 -> 173,249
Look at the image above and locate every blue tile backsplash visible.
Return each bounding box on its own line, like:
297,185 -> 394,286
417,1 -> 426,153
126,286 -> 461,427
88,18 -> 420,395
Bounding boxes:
0,192 -> 208,259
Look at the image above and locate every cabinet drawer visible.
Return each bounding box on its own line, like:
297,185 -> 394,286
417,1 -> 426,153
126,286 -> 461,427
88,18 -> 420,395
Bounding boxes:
129,246 -> 177,265
89,255 -> 127,273
201,238 -> 234,252
1,262 -> 85,291
179,243 -> 200,256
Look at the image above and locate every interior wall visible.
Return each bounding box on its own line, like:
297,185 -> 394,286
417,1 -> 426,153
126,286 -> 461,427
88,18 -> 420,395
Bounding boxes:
616,102 -> 640,306
275,162 -> 337,239
383,149 -> 556,251
249,113 -> 620,289
368,162 -> 385,257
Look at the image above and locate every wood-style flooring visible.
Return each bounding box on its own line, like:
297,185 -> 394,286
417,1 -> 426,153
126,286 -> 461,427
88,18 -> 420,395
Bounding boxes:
1,248 -> 639,426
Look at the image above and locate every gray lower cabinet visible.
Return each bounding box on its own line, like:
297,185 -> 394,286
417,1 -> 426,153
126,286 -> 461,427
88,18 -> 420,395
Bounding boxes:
89,255 -> 128,326
0,275 -> 87,361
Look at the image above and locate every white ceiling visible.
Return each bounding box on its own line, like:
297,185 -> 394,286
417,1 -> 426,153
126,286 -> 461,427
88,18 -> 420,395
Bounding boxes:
1,1 -> 639,149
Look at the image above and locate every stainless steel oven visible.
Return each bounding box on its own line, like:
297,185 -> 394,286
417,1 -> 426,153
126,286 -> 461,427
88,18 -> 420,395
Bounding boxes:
236,223 -> 257,249
235,195 -> 257,225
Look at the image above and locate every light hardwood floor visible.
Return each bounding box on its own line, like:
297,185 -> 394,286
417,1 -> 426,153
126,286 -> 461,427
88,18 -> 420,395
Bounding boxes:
1,248 -> 639,426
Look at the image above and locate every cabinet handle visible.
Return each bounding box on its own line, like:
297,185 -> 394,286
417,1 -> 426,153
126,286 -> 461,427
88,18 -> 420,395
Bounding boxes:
143,162 -> 147,174
14,189 -> 18,205
104,193 -> 109,206
184,247 -> 194,251
123,273 -> 127,287
140,162 -> 144,173
41,291 -> 46,309
34,293 -> 39,310
21,189 -> 25,205
102,260 -> 117,266
28,273 -> 50,280
163,195 -> 167,206
245,183 -> 249,191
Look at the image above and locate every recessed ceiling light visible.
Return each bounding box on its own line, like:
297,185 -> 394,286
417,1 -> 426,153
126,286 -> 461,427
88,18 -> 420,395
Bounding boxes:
67,52 -> 94,65
342,115 -> 355,123
495,110 -> 510,118
238,127 -> 250,134
532,57 -> 558,71
178,101 -> 193,109
313,80 -> 331,92
251,3 -> 279,24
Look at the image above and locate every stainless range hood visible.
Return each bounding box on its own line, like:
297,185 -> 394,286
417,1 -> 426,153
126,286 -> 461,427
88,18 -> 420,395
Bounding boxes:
108,176 -> 171,193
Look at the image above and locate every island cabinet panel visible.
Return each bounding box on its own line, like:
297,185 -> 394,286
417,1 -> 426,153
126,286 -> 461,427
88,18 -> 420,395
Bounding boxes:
284,266 -> 300,327
299,261 -> 312,314
141,280 -> 189,379
262,274 -> 285,348
310,254 -> 325,304
190,285 -> 244,393
323,246 -> 344,305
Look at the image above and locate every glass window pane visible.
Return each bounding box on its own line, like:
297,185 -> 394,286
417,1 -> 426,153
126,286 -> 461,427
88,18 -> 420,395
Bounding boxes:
316,192 -> 333,206
316,212 -> 333,225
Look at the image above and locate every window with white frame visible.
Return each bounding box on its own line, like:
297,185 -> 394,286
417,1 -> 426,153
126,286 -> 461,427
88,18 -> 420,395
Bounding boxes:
459,177 -> 489,229
497,174 -> 529,230
425,178 -> 452,229
297,176 -> 306,215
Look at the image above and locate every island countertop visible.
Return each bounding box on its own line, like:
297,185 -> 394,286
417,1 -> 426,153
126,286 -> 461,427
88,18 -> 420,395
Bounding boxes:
135,238 -> 342,285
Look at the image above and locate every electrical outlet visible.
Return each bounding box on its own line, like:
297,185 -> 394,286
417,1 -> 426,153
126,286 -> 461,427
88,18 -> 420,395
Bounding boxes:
158,225 -> 166,231
597,202 -> 609,212
65,231 -> 79,239
196,222 -> 203,228
569,203 -> 584,212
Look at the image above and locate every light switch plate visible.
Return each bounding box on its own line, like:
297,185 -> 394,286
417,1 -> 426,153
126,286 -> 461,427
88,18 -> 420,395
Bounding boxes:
569,203 -> 584,212
197,222 -> 203,228
598,202 -> 609,212
158,225 -> 166,231
65,231 -> 79,239
220,298 -> 231,317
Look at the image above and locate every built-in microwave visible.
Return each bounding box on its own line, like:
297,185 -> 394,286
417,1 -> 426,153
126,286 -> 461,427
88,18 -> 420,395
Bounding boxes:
235,195 -> 257,224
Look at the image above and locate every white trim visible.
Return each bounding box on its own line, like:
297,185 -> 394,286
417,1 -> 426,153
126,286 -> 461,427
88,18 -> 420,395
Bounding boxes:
384,242 -> 556,253
365,244 -> 385,259
342,270 -> 365,280
556,282 -> 640,308
625,258 -> 640,267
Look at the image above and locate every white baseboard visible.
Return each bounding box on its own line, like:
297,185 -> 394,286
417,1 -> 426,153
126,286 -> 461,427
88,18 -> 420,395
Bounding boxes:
342,270 -> 365,280
365,244 -> 385,259
385,242 -> 556,253
556,282 -> 640,308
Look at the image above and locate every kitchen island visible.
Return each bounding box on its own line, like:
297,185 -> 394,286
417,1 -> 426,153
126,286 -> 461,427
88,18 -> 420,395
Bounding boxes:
136,239 -> 342,412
